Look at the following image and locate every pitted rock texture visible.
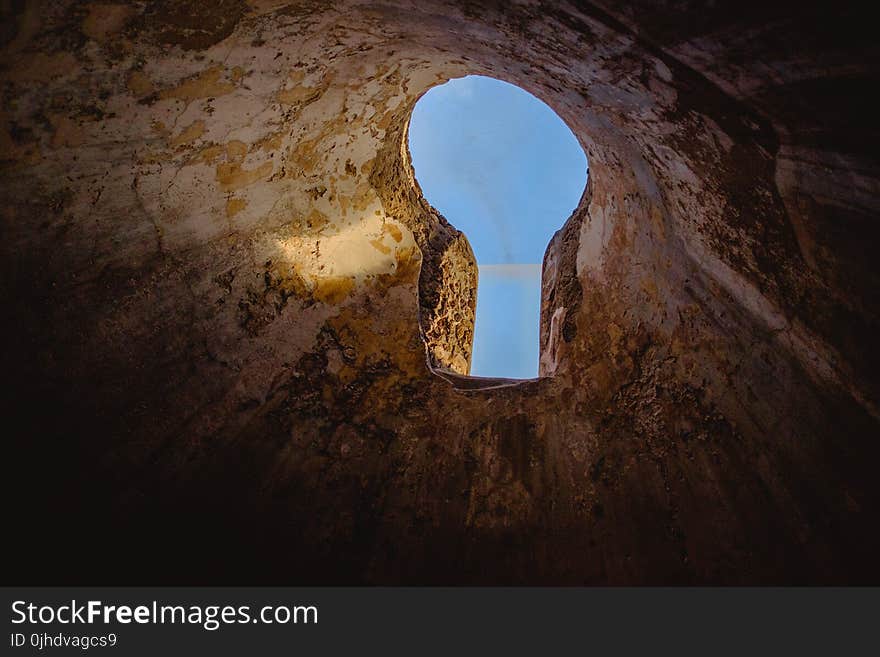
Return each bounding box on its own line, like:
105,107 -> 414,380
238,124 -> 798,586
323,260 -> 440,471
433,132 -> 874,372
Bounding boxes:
2,0 -> 878,584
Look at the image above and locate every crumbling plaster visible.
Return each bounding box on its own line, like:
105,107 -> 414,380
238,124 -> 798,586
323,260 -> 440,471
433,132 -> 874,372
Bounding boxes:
2,0 -> 878,583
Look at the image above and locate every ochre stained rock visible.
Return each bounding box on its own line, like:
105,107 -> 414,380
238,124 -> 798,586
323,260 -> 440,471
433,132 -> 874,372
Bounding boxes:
1,0 -> 878,584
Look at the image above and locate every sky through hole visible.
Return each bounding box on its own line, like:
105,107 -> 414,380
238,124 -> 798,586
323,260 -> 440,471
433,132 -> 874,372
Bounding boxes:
408,75 -> 588,378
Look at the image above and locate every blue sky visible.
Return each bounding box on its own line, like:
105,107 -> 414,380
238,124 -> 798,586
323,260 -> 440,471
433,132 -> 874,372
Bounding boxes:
408,75 -> 587,378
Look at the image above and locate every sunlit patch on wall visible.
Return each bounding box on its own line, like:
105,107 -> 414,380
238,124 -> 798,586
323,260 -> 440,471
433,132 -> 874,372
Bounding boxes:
276,203 -> 418,305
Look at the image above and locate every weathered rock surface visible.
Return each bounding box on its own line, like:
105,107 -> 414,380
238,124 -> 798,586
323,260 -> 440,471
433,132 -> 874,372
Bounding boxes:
2,0 -> 878,583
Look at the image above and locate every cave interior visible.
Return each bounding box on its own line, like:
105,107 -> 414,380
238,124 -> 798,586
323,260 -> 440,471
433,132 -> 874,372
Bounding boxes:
2,0 -> 879,584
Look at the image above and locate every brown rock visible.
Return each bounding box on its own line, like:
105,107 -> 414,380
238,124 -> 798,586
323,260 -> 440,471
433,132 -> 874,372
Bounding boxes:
1,0 -> 878,585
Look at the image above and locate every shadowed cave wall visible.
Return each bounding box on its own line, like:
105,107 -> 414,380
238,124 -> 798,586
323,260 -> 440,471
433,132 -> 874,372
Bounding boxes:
2,0 -> 878,584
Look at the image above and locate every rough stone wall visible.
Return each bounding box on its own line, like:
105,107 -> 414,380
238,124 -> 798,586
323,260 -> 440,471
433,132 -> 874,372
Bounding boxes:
2,0 -> 878,583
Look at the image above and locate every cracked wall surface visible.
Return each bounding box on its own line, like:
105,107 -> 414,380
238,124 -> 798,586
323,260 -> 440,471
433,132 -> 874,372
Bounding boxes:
2,0 -> 879,584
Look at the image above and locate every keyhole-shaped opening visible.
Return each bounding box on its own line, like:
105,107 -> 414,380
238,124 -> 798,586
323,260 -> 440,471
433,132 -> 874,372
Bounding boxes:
408,75 -> 588,378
